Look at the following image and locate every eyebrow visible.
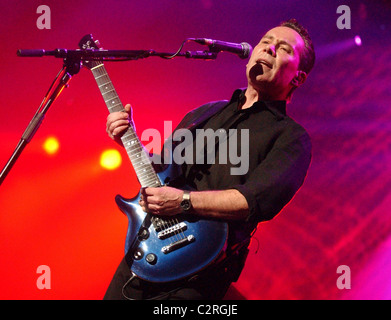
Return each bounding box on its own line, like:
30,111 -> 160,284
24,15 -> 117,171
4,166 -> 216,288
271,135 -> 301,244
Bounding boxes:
262,35 -> 294,50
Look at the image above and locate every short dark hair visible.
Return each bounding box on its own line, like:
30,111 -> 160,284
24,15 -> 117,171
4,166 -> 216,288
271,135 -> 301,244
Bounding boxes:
280,19 -> 315,75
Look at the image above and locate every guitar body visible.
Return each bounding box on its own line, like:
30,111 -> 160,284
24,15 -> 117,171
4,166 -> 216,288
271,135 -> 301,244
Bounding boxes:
115,166 -> 228,283
79,34 -> 228,283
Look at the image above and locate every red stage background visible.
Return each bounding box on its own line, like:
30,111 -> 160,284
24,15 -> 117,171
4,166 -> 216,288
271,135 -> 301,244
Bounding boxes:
1,0 -> 390,299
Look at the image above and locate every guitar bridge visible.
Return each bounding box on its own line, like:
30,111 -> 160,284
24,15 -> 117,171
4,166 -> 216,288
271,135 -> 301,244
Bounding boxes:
157,222 -> 187,239
161,235 -> 195,254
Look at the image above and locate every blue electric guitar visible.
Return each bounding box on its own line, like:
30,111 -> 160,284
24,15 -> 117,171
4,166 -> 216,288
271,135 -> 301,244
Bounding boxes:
79,35 -> 228,283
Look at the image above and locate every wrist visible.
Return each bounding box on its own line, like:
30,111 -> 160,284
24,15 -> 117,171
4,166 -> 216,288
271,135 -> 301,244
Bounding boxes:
180,190 -> 192,213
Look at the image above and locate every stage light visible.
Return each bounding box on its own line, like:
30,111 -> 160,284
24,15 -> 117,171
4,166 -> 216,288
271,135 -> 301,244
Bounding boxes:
354,35 -> 362,46
317,35 -> 363,61
43,136 -> 60,155
100,149 -> 122,170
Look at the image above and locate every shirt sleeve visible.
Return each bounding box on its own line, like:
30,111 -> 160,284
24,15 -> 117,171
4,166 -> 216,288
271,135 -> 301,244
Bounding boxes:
232,124 -> 312,223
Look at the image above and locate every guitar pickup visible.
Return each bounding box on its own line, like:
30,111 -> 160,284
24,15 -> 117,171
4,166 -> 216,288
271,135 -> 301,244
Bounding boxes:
157,222 -> 187,239
161,235 -> 195,254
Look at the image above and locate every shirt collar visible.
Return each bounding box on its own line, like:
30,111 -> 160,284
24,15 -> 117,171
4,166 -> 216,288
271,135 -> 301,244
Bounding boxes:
229,88 -> 287,120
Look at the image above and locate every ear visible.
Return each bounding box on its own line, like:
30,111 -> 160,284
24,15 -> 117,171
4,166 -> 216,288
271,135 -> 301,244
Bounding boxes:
291,70 -> 307,87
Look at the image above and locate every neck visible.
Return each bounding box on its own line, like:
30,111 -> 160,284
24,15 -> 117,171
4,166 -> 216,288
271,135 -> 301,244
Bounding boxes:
241,85 -> 287,109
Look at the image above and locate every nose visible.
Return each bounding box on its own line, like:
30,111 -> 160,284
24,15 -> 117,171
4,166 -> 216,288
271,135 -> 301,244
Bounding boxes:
264,44 -> 276,57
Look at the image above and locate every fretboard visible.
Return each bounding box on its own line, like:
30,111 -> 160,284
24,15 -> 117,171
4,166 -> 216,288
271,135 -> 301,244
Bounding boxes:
90,62 -> 161,188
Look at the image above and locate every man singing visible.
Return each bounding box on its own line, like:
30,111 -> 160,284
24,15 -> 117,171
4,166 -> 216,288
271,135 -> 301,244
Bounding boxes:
104,18 -> 315,300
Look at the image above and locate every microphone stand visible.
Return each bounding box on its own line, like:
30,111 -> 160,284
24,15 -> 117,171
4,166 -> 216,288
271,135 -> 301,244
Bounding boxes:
0,57 -> 81,186
16,48 -> 218,60
0,44 -> 217,186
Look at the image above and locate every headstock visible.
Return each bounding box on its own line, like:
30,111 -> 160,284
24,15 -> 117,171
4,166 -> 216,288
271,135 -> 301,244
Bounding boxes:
78,34 -> 102,69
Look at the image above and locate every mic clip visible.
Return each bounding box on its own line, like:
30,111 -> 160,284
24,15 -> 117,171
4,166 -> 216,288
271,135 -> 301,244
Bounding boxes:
185,51 -> 218,60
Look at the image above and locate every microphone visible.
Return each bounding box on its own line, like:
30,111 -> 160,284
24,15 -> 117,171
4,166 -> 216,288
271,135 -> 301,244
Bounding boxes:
17,49 -> 46,57
193,38 -> 252,59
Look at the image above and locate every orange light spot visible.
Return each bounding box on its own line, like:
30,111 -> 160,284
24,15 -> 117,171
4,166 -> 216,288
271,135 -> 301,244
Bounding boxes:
100,149 -> 122,170
43,136 -> 60,155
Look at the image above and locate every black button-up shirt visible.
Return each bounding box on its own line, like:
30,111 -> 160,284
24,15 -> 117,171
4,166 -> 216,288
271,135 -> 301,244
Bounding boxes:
169,88 -> 312,243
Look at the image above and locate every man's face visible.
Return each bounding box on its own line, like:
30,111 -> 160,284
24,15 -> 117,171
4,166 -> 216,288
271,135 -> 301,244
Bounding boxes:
246,26 -> 306,100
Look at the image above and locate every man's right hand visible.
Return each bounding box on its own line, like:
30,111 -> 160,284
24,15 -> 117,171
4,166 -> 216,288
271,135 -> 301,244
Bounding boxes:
106,103 -> 133,146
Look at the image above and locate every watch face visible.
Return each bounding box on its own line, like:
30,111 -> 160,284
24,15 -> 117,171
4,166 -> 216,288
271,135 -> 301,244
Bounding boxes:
181,200 -> 191,211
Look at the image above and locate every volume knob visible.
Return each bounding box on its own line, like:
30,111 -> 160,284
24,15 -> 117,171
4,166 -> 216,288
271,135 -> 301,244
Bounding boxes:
133,248 -> 143,260
145,253 -> 157,265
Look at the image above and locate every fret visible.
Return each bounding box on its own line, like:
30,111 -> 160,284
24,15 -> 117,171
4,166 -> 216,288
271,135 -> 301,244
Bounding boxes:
133,167 -> 153,177
125,138 -> 138,145
105,99 -> 119,106
128,149 -> 148,158
129,154 -> 150,165
130,160 -> 157,176
94,74 -> 107,79
103,93 -> 118,102
122,134 -> 138,143
97,81 -> 113,91
125,147 -> 143,157
138,169 -> 157,176
122,131 -> 138,139
94,76 -> 111,87
129,155 -> 147,165
140,180 -> 161,188
136,162 -> 156,171
143,181 -> 161,188
102,89 -> 116,96
92,69 -> 107,77
140,176 -> 160,185
105,100 -> 121,109
98,81 -> 111,87
132,162 -> 153,172
105,97 -> 119,105
128,148 -> 146,158
123,139 -> 138,147
138,169 -> 152,176
122,132 -> 139,141
105,96 -> 118,103
97,81 -> 111,90
122,133 -> 138,142
140,171 -> 159,179
130,158 -> 151,168
108,104 -> 124,113
139,175 -> 160,186
101,88 -> 115,97
138,170 -> 156,179
122,137 -> 138,144
128,153 -> 150,164
98,81 -> 113,88
91,66 -> 105,74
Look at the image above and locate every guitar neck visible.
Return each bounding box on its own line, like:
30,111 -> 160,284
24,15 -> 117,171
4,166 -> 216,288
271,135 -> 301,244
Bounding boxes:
90,62 -> 161,188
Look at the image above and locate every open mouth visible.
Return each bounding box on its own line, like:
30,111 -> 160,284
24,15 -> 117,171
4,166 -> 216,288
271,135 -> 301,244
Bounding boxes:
249,62 -> 264,78
256,59 -> 272,69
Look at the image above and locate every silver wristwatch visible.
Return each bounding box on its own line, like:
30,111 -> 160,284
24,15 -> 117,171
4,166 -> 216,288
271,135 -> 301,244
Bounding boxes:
180,190 -> 192,212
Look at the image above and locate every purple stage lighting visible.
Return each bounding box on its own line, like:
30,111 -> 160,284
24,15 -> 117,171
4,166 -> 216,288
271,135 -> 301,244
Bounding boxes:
355,35 -> 362,46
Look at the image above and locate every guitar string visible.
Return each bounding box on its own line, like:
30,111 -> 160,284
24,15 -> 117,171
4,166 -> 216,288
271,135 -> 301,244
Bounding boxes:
175,217 -> 187,241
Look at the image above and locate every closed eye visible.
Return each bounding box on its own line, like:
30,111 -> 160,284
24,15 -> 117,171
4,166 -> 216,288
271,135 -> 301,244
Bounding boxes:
279,45 -> 292,54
